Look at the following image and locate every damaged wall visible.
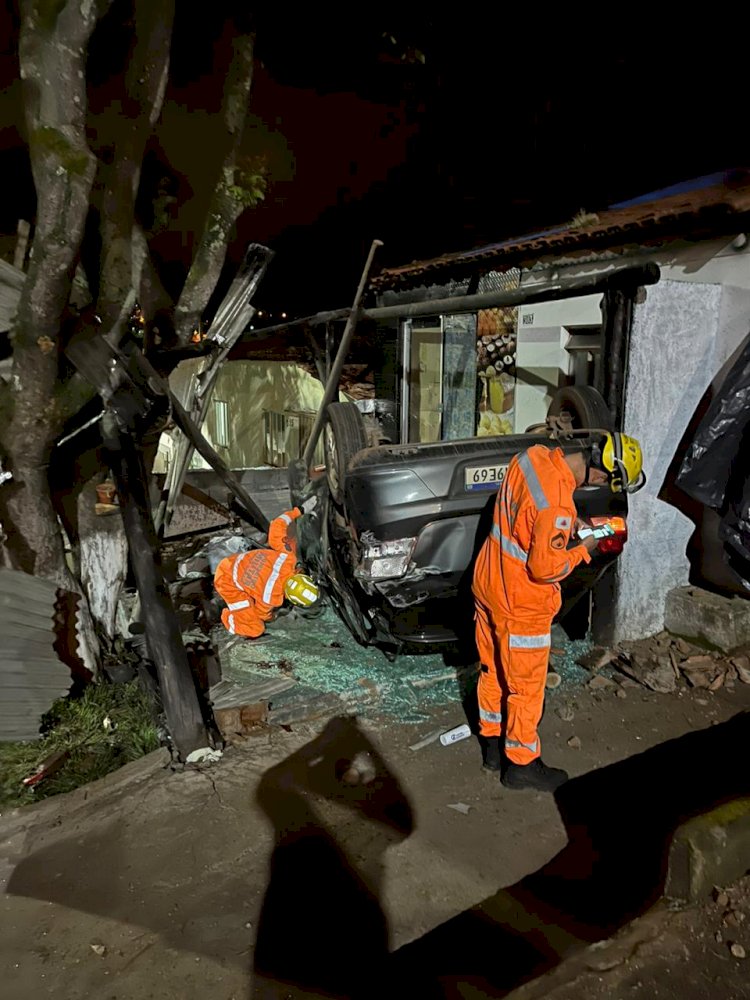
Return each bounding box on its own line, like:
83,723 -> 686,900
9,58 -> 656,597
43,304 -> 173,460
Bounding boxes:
156,360 -> 344,472
612,279 -> 750,641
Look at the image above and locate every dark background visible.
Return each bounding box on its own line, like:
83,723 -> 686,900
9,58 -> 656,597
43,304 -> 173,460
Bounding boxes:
0,5 -> 747,316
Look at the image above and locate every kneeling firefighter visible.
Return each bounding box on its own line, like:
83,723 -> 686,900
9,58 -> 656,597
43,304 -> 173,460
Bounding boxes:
472,432 -> 645,792
214,497 -> 320,640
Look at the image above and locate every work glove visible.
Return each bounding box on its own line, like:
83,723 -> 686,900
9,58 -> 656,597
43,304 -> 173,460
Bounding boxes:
301,496 -> 318,515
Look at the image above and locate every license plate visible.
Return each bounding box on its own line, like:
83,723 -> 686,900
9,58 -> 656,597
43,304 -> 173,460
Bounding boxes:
464,464 -> 507,491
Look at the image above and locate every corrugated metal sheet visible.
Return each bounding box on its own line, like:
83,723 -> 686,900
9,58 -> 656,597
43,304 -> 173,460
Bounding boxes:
371,177 -> 750,293
0,569 -> 73,741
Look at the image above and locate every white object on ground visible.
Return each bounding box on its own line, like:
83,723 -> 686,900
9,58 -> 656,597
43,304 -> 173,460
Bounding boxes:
185,747 -> 224,765
440,724 -> 471,746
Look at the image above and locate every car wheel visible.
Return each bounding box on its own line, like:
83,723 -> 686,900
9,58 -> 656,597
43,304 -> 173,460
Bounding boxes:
324,402 -> 369,506
547,386 -> 614,434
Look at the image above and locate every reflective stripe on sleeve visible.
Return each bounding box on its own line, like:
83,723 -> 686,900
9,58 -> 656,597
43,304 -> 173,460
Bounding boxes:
518,451 -> 549,511
227,599 -> 250,611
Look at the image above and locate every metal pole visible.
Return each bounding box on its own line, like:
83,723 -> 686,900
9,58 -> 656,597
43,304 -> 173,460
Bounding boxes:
250,263 -> 660,338
301,239 -> 383,469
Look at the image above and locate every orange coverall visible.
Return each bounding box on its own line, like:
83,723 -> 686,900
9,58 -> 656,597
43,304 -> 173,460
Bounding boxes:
472,446 -> 591,764
214,508 -> 302,638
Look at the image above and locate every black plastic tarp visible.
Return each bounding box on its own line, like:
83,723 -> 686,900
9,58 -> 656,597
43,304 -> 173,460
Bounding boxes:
677,330 -> 750,586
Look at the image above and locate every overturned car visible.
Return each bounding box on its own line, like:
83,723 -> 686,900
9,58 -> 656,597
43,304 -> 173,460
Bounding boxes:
299,385 -> 629,656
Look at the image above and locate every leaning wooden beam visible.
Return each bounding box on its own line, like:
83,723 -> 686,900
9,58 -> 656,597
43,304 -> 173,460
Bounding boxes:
102,412 -> 207,759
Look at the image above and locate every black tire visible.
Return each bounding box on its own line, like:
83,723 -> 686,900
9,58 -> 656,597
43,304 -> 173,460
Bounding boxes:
547,385 -> 613,433
324,402 -> 369,506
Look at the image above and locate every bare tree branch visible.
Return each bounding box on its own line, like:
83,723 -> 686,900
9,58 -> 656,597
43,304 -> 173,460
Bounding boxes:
97,0 -> 175,338
173,29 -> 259,346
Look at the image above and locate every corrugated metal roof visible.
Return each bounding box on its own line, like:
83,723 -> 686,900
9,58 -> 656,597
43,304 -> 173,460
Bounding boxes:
371,174 -> 750,293
0,569 -> 73,741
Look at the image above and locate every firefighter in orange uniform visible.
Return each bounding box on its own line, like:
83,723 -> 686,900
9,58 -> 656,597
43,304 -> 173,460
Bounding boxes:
473,433 -> 645,791
214,498 -> 320,640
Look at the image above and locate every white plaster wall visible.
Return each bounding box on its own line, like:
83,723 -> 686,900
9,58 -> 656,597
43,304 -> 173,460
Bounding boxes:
613,280 -> 722,640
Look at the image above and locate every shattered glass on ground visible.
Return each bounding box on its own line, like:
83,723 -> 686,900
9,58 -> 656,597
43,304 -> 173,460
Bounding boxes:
211,607 -> 594,725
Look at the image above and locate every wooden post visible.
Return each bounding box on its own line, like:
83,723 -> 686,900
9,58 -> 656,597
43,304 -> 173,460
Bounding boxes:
102,412 -> 207,759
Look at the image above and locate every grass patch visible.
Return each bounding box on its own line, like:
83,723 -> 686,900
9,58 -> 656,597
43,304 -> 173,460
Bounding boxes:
0,681 -> 161,808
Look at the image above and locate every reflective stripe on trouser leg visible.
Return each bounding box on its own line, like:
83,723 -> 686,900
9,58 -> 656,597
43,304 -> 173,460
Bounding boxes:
474,600 -> 505,738
221,604 -> 265,638
501,623 -> 552,764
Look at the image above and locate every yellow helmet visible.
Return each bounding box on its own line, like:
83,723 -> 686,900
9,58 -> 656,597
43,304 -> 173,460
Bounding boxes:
593,433 -> 646,494
284,573 -> 320,607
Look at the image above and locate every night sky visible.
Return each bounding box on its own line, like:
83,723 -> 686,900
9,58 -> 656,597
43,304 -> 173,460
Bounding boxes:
0,6 -> 747,318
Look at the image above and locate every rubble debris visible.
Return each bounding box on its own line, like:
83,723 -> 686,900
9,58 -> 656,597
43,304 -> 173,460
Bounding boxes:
556,705 -> 575,722
576,646 -> 616,672
588,674 -> 616,692
733,655 -> 750,684
616,650 -> 677,694
447,802 -> 472,815
730,942 -> 746,959
681,655 -> 720,688
340,751 -> 376,785
616,688 -> 627,699
214,703 -> 269,740
90,943 -> 107,958
545,671 -> 562,689
567,735 -> 582,750
714,888 -> 730,908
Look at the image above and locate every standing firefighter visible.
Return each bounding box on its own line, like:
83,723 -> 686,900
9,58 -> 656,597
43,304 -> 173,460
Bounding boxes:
214,499 -> 320,640
473,433 -> 645,792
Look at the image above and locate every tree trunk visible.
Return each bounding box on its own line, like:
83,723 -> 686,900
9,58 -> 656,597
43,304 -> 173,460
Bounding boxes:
0,1 -> 104,582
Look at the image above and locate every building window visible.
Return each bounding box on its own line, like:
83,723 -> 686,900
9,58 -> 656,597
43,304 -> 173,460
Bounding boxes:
214,399 -> 229,448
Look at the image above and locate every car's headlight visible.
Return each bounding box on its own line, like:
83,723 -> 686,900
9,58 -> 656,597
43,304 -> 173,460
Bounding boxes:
357,536 -> 417,580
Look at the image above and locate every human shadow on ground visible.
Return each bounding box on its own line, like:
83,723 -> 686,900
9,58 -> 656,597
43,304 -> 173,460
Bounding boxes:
381,710 -> 750,998
251,715 -> 415,1000
8,712 -> 750,999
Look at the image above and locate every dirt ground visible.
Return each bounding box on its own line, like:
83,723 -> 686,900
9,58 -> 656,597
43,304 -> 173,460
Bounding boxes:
2,670 -> 750,999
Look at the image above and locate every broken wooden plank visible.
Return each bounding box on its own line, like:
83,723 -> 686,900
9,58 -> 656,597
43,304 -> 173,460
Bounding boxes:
209,676 -> 297,710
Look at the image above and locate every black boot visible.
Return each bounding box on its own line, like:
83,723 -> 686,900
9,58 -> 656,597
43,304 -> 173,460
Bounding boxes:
501,758 -> 568,792
481,736 -> 503,772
